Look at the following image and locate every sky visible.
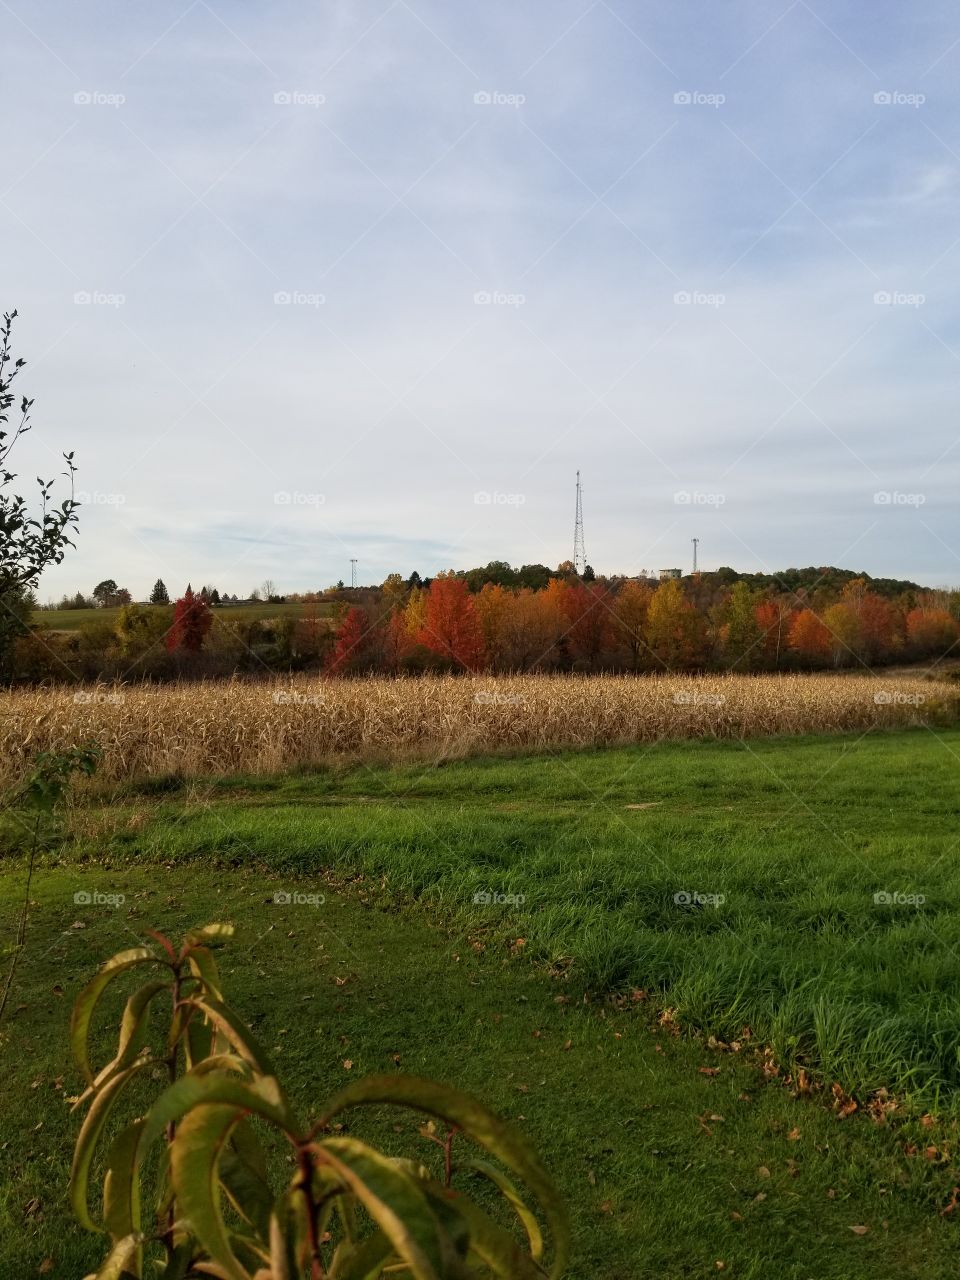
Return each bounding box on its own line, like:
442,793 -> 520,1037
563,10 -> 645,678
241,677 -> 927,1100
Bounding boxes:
3,0 -> 960,598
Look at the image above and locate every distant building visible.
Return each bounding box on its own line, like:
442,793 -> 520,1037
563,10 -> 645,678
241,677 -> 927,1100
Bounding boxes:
659,568 -> 682,581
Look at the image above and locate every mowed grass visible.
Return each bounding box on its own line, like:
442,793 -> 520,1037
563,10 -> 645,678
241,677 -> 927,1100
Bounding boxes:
41,725 -> 960,1109
1,864 -> 959,1280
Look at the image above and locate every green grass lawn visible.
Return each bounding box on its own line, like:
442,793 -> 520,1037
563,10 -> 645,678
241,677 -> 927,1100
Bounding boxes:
3,728 -> 960,1276
1,866 -> 957,1279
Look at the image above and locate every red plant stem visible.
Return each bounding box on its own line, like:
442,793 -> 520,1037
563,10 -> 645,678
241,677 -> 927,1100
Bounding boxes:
298,1146 -> 325,1279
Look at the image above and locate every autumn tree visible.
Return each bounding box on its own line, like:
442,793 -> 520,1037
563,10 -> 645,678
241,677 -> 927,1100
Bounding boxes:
498,588 -> 564,671
326,605 -> 375,674
718,581 -> 763,671
562,582 -> 616,669
906,607 -> 959,658
115,602 -> 171,659
754,599 -> 792,668
787,608 -> 832,666
613,579 -> 654,671
473,583 -> 511,669
167,585 -> 212,653
645,578 -> 707,670
821,602 -> 863,667
417,573 -> 485,670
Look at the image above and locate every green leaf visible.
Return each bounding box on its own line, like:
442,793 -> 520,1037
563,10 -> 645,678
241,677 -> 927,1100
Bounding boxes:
103,1119 -> 145,1241
169,1102 -> 251,1280
313,1075 -> 568,1276
312,1136 -> 448,1280
424,1186 -> 549,1280
184,923 -> 235,946
100,981 -> 168,1084
71,1061 -> 157,1232
139,1073 -> 297,1176
268,1190 -> 308,1280
461,1157 -> 543,1260
184,997 -> 276,1077
328,1230 -> 395,1280
82,1231 -> 143,1280
71,949 -> 166,1084
219,1127 -> 274,1240
185,944 -> 225,1001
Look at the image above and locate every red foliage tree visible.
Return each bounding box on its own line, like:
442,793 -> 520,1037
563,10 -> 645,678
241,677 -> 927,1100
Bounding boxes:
562,582 -> 616,668
167,585 -> 212,653
417,575 -> 485,670
327,606 -> 374,674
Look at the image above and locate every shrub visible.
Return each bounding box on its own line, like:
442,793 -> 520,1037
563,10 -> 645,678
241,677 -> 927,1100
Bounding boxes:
70,924 -> 568,1279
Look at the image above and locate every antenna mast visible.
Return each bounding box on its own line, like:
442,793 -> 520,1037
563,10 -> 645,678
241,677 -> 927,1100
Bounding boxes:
350,558 -> 358,589
691,538 -> 699,574
573,471 -> 586,575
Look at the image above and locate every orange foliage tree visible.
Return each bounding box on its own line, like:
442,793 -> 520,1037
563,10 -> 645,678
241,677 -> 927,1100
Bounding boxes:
417,574 -> 485,670
787,608 -> 832,665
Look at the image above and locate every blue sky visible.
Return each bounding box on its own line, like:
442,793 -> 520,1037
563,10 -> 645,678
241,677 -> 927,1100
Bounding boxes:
3,0 -> 960,596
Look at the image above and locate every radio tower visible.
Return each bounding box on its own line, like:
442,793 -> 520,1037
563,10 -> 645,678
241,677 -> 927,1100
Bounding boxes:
691,538 -> 699,575
573,471 -> 586,575
350,558 -> 358,589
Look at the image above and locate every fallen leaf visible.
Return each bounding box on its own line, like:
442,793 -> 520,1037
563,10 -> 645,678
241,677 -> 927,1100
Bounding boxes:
849,1225 -> 869,1236
757,1166 -> 771,1179
698,1067 -> 720,1077
787,1127 -> 801,1141
342,1059 -> 353,1071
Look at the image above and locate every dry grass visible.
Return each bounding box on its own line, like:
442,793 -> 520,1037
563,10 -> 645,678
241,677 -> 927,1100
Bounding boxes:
2,672 -> 957,785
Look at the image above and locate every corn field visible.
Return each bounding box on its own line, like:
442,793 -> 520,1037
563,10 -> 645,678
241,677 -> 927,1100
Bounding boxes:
2,673 -> 956,786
